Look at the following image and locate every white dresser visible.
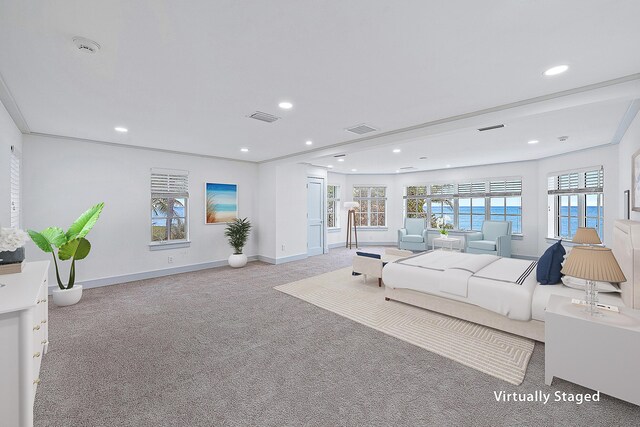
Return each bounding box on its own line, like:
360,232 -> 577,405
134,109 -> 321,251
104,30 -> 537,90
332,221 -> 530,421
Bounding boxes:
0,261 -> 50,427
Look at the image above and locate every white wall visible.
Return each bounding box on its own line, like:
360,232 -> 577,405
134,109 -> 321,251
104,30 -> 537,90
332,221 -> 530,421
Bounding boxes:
22,134 -> 259,286
537,144 -> 619,253
0,101 -> 21,227
618,113 -> 640,221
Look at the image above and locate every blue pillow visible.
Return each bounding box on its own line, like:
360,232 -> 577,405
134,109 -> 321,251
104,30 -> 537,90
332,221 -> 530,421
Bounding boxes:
536,241 -> 566,285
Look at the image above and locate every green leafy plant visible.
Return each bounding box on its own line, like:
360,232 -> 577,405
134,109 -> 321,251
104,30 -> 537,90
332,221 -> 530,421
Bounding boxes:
28,203 -> 105,290
224,217 -> 251,254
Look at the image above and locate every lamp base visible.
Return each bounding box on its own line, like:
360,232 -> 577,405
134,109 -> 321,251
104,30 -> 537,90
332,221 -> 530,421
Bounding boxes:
584,280 -> 603,317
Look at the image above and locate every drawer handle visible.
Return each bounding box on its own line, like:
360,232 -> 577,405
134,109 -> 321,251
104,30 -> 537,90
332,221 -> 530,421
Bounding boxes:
41,320 -> 47,324
33,378 -> 41,385
33,352 -> 41,358
33,325 -> 40,331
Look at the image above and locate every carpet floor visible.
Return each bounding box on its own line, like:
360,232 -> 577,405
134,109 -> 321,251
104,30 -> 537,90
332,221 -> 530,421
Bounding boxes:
35,247 -> 640,426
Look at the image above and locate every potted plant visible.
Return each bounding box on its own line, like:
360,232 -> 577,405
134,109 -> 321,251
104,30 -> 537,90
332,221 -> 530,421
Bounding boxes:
224,217 -> 251,268
27,202 -> 104,306
0,227 -> 29,270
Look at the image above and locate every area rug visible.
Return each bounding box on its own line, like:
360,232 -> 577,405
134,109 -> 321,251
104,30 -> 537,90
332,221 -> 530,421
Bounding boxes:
274,267 -> 534,385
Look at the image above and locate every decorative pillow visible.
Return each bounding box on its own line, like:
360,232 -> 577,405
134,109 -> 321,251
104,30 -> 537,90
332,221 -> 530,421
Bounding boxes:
561,276 -> 621,293
536,241 -> 566,285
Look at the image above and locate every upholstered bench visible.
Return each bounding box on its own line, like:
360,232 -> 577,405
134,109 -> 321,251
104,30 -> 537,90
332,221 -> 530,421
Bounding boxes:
352,248 -> 413,286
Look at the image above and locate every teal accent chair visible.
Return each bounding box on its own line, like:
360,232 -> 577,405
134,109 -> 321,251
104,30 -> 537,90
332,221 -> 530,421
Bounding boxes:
398,218 -> 430,251
466,220 -> 512,257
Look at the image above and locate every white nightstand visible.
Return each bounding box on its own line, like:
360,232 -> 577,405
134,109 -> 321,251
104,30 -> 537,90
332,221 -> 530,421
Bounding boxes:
432,236 -> 461,252
545,295 -> 640,406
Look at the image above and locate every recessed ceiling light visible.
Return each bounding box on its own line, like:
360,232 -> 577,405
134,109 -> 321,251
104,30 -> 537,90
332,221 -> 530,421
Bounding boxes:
543,65 -> 569,76
528,140 -> 539,144
327,165 -> 334,168
446,164 -> 451,168
240,148 -> 249,152
305,140 -> 313,146
337,158 -> 345,162
393,149 -> 401,153
351,169 -> 357,172
114,127 -> 128,133
395,170 -> 400,173
278,101 -> 293,110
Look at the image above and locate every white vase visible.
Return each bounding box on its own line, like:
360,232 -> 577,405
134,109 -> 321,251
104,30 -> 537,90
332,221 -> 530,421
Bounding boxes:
52,285 -> 83,306
228,253 -> 248,268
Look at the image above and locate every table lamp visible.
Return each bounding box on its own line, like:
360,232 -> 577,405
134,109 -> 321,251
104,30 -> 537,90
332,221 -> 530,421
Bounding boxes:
343,202 -> 360,249
572,227 -> 602,245
561,246 -> 626,315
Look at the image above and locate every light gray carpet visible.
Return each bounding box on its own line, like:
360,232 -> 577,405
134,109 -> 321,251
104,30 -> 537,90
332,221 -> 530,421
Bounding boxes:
275,268 -> 534,385
35,247 -> 640,426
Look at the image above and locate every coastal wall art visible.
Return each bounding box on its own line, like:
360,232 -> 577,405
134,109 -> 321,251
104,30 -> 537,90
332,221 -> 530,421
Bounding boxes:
205,182 -> 238,224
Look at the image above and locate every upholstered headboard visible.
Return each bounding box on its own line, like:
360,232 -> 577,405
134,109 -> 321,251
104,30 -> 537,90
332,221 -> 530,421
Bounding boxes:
612,220 -> 640,309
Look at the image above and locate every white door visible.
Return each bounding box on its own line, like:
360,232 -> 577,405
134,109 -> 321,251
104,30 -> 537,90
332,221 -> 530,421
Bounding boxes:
307,177 -> 324,256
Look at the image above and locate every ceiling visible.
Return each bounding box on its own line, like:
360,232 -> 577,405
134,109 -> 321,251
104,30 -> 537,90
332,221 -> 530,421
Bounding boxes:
0,1 -> 639,166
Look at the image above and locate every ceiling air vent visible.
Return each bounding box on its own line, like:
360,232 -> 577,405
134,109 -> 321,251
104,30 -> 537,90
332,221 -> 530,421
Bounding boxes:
248,111 -> 280,123
73,37 -> 101,54
399,166 -> 415,170
346,123 -> 377,135
333,154 -> 346,158
477,124 -> 505,132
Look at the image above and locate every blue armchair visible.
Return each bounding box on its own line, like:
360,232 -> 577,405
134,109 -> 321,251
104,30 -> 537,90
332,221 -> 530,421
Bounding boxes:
398,218 -> 430,251
465,220 -> 512,257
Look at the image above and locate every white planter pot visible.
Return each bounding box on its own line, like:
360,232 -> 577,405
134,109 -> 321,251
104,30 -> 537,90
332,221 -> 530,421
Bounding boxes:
228,253 -> 248,268
52,285 -> 83,306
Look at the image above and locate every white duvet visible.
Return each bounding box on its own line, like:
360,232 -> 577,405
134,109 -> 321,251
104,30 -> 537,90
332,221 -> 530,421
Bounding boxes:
383,251 -> 539,320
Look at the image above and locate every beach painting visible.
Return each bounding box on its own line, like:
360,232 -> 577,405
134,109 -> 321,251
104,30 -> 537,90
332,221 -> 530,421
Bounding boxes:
206,183 -> 238,224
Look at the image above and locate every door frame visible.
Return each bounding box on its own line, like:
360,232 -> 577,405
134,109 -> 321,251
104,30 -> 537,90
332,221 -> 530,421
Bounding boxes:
307,176 -> 326,256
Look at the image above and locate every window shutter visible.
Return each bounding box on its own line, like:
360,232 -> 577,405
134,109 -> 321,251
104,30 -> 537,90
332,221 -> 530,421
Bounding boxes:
458,182 -> 486,196
10,148 -> 20,228
151,168 -> 189,198
489,179 -> 522,196
548,167 -> 602,195
584,169 -> 604,190
430,183 -> 455,197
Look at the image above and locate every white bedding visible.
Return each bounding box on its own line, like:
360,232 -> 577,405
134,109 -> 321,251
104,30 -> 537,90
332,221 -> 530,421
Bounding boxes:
383,251 -> 538,320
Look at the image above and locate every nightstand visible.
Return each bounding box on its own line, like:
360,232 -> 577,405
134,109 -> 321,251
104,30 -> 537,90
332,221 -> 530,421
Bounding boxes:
545,295 -> 640,406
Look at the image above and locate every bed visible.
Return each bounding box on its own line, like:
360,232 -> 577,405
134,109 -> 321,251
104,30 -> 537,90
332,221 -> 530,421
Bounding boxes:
382,220 -> 640,342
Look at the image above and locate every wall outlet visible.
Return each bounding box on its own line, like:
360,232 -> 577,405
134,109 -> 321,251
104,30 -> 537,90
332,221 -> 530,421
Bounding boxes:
281,244 -> 285,251
167,256 -> 174,264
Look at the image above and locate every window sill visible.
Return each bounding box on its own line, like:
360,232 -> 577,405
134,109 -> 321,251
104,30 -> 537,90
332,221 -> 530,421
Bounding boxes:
149,241 -> 191,251
328,227 -> 341,233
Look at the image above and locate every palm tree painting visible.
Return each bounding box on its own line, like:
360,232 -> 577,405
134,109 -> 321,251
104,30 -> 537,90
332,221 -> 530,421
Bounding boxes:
206,183 -> 238,224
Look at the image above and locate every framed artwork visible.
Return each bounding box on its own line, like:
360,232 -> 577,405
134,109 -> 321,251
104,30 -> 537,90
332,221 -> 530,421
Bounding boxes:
634,149 -> 640,212
205,183 -> 238,224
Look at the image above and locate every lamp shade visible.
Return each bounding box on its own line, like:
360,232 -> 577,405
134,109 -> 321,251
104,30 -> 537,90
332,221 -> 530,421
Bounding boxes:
572,227 -> 602,245
561,246 -> 626,283
343,202 -> 360,210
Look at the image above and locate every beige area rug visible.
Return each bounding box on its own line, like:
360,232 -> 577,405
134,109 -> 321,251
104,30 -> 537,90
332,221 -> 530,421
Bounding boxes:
275,267 -> 534,385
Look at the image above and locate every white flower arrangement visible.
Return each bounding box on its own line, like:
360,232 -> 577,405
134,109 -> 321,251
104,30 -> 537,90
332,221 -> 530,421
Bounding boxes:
0,227 -> 29,252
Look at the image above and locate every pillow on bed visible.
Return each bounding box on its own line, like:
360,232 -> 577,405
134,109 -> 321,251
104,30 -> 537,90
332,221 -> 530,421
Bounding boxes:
561,276 -> 621,293
537,240 -> 565,285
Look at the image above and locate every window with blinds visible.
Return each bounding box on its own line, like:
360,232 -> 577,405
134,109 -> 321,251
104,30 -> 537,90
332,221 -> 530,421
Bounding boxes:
10,147 -> 20,228
403,178 -> 522,233
150,168 -> 189,243
547,167 -> 604,240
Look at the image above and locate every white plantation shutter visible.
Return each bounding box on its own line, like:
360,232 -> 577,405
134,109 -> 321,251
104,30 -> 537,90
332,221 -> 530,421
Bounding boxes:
10,147 -> 20,228
430,183 -> 456,197
150,168 -> 189,198
548,167 -> 603,195
457,182 -> 487,196
489,179 -> 522,196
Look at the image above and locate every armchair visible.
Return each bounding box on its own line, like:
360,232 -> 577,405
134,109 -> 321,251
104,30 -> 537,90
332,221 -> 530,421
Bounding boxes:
465,220 -> 512,257
398,218 -> 430,251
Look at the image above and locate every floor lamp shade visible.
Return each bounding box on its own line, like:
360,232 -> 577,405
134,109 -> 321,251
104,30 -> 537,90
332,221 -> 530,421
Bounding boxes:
561,246 -> 626,283
344,202 -> 360,210
572,227 -> 602,245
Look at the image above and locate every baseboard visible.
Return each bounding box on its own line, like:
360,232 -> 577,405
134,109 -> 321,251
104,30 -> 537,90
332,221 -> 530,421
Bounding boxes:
329,241 -> 397,249
48,256 -> 259,294
258,253 -> 308,265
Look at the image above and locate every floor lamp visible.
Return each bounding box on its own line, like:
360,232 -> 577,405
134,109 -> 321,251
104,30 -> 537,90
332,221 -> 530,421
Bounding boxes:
344,202 -> 360,249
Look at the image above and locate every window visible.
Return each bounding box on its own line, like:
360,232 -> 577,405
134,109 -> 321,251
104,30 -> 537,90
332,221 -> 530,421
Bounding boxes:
10,147 -> 20,228
403,179 -> 522,234
151,168 -> 189,244
548,167 -> 604,240
353,186 -> 387,227
327,185 -> 340,228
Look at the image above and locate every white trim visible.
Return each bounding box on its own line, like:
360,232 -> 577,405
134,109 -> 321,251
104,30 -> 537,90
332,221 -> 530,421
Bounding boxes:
258,253 -> 308,265
47,256 -> 259,294
148,241 -> 191,250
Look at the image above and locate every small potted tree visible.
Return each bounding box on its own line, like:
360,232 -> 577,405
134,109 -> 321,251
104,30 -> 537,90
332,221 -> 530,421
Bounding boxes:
224,217 -> 251,268
28,203 -> 104,306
